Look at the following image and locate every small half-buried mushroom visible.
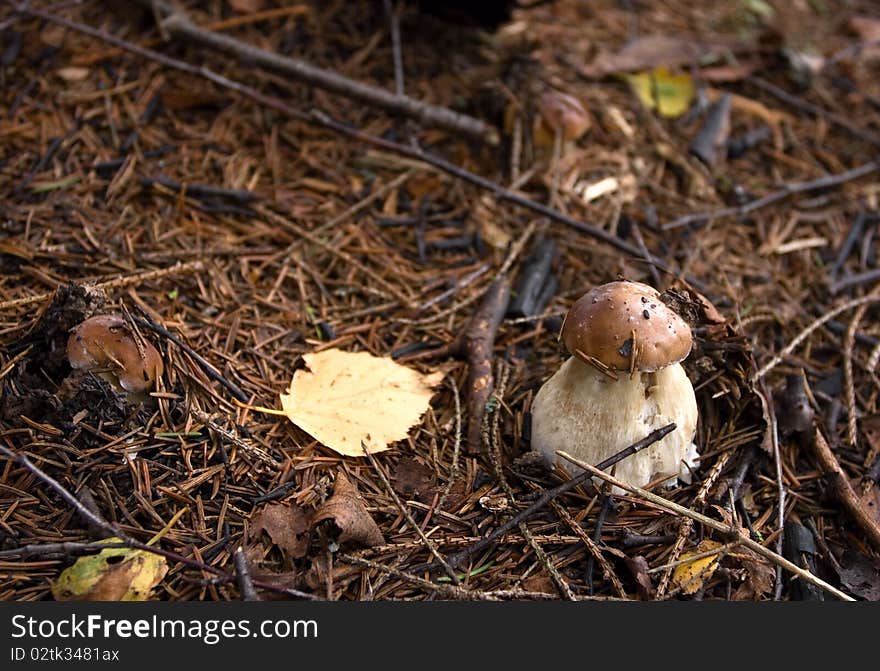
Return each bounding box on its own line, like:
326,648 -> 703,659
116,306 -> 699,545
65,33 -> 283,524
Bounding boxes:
533,88 -> 592,149
67,315 -> 163,396
530,280 -> 699,492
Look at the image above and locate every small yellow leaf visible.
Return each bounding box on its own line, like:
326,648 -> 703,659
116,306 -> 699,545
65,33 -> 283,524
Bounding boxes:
52,538 -> 167,601
624,67 -> 695,118
280,349 -> 443,456
671,539 -> 723,595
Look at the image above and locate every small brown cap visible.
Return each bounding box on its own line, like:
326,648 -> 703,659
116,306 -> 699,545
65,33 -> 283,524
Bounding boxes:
534,89 -> 591,146
67,315 -> 163,393
561,280 -> 692,372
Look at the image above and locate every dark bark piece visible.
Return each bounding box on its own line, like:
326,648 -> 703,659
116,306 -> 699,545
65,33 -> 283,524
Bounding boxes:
777,373 -> 815,437
726,125 -> 771,160
507,236 -> 558,318
690,93 -> 731,168
782,521 -> 824,601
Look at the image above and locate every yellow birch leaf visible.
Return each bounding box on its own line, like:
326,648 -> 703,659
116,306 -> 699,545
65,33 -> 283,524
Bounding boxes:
671,539 -> 723,595
624,67 -> 695,118
52,538 -> 167,601
280,349 -> 444,456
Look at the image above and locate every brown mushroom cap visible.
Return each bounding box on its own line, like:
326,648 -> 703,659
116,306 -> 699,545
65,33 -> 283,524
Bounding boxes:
534,89 -> 591,146
561,280 -> 693,372
67,315 -> 163,393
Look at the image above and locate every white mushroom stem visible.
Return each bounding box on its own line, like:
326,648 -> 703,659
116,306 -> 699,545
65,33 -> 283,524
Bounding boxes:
530,357 -> 698,494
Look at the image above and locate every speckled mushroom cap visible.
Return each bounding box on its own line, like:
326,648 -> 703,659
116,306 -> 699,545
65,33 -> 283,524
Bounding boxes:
67,314 -> 163,393
561,280 -> 693,372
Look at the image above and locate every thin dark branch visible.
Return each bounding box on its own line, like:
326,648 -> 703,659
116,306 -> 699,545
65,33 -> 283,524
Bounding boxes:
15,4 -> 698,289
233,545 -> 261,601
417,423 -> 677,572
663,161 -> 879,231
383,0 -> 405,97
132,315 -> 250,403
144,2 -> 497,145
829,268 -> 880,295
0,540 -> 129,559
140,175 -> 260,204
0,444 -> 318,600
746,75 -> 880,149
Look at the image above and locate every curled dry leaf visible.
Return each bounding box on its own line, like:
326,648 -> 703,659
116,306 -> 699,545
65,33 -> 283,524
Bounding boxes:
393,456 -> 437,503
835,550 -> 880,601
311,471 -> 384,548
625,555 -> 654,600
280,348 -> 444,456
52,539 -> 167,601
733,547 -> 775,601
581,34 -> 741,78
249,502 -> 311,559
855,479 -> 880,527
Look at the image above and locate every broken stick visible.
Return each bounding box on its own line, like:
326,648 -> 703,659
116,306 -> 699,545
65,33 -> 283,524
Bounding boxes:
138,0 -> 498,145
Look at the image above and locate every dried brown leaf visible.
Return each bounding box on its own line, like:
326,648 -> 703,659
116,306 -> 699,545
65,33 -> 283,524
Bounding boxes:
520,574 -> 556,594
855,479 -> 880,527
311,471 -> 384,548
732,548 -> 775,601
393,456 -> 437,503
52,541 -> 167,601
835,550 -> 880,600
249,502 -> 311,559
625,555 -> 654,599
581,35 -> 735,78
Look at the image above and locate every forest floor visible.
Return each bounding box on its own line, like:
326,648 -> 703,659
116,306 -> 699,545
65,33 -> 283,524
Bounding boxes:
1,0 -> 880,602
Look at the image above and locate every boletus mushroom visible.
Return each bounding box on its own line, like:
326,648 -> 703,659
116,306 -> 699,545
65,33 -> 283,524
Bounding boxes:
67,315 -> 163,396
530,280 -> 698,492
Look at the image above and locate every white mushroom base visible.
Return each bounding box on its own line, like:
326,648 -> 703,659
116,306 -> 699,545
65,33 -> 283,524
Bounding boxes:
530,357 -> 699,493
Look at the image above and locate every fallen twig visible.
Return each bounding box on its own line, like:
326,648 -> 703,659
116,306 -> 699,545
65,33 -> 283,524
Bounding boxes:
417,424 -> 676,572
14,5 -> 689,286
656,451 -> 730,598
746,75 -> 880,149
754,294 -> 880,381
140,0 -> 498,145
132,315 -> 250,403
558,450 -> 855,601
233,545 -> 261,601
460,277 -> 513,454
663,160 -> 879,231
0,444 -> 317,600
